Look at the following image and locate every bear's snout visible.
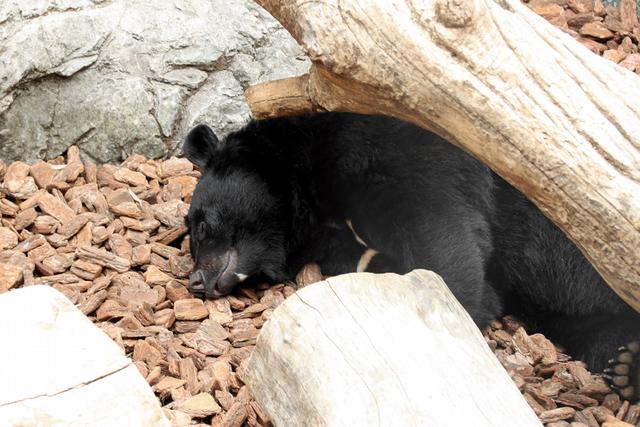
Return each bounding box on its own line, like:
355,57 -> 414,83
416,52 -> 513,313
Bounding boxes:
189,249 -> 239,298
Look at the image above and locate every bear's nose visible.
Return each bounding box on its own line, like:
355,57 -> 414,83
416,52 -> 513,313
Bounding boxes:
188,270 -> 206,294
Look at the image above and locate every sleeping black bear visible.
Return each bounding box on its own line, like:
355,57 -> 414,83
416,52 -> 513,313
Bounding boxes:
182,112 -> 639,401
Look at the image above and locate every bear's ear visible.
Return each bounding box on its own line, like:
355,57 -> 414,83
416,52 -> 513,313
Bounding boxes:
183,124 -> 220,169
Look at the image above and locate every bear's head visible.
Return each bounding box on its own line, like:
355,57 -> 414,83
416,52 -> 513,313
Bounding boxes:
183,124 -> 287,298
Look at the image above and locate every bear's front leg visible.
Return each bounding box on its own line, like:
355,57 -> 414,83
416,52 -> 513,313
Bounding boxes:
287,223 -> 399,278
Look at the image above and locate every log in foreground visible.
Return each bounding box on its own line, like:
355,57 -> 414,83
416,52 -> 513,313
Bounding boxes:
250,0 -> 640,312
0,286 -> 169,426
244,270 -> 542,426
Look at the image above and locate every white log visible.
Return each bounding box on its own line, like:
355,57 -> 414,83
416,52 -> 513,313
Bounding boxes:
250,0 -> 640,312
0,285 -> 169,427
244,270 -> 542,426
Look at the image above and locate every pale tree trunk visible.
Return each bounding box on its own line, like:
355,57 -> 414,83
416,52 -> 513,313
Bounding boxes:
247,0 -> 640,312
244,270 -> 542,426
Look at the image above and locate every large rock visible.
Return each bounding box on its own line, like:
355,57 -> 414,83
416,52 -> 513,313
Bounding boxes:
0,0 -> 309,163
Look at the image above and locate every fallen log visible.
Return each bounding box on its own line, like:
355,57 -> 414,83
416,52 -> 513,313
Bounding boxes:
0,285 -> 169,426
244,270 -> 542,426
248,0 -> 640,312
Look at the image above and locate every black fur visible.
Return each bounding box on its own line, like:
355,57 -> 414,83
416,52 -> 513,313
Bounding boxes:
184,113 -> 639,379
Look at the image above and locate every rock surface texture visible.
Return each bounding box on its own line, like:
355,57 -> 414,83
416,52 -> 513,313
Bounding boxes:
0,0 -> 309,163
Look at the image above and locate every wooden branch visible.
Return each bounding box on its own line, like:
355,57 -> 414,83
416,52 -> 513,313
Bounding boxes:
249,0 -> 640,312
244,270 -> 542,426
245,75 -> 321,119
0,286 -> 169,426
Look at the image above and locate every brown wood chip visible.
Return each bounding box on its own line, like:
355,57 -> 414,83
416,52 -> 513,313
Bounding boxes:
174,299 -> 209,321
76,246 -> 131,273
37,191 -> 75,224
539,407 -> 577,423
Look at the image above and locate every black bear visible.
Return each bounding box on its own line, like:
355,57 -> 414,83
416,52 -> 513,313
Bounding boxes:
183,113 -> 639,401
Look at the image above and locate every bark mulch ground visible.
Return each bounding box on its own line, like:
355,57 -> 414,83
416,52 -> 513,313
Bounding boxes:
0,148 -> 638,426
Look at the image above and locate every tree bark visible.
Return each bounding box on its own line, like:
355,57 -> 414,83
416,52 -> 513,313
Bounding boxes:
244,270 -> 542,426
249,0 -> 640,312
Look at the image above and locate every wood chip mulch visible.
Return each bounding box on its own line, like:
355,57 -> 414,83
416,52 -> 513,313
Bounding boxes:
486,316 -> 640,426
0,149 -> 278,427
1,147 -> 638,426
524,0 -> 640,75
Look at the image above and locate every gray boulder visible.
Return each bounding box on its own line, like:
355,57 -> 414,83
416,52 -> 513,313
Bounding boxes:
0,0 -> 309,163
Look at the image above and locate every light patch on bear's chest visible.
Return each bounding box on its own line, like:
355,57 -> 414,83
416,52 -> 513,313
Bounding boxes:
346,219 -> 379,272
356,248 -> 379,273
346,219 -> 368,247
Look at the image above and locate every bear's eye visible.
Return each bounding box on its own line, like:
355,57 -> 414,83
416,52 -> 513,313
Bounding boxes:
197,222 -> 207,238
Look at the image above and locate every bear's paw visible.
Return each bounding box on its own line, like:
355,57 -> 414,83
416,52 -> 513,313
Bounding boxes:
604,341 -> 640,403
